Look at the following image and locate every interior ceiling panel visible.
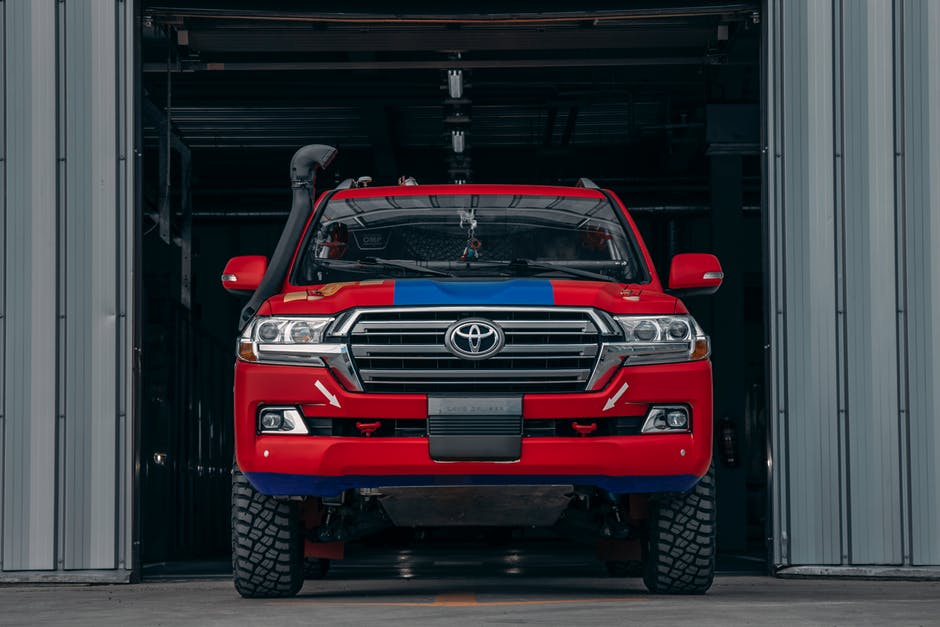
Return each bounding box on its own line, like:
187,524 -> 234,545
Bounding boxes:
141,2 -> 759,201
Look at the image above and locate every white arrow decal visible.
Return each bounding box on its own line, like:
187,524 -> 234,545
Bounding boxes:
602,382 -> 630,412
314,379 -> 341,408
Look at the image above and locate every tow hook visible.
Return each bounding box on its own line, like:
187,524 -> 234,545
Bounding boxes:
572,422 -> 597,436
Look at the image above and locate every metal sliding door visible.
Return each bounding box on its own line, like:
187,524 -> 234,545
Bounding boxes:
767,0 -> 940,570
0,0 -> 136,581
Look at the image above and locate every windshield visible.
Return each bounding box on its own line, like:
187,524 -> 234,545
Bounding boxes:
292,193 -> 645,284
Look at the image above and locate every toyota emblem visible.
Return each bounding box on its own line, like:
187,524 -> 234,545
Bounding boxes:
444,318 -> 505,360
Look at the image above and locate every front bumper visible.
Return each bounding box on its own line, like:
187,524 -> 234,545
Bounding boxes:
234,360 -> 713,496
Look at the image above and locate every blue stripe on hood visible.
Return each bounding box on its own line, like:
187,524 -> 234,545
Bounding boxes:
394,279 -> 555,306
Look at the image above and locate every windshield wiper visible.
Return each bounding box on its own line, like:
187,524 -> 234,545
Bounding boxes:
317,257 -> 455,278
472,259 -> 618,283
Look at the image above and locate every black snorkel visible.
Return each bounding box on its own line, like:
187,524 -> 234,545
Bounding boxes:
238,144 -> 337,331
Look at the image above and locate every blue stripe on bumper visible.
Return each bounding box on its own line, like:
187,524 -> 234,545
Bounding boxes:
243,472 -> 700,497
393,279 -> 555,306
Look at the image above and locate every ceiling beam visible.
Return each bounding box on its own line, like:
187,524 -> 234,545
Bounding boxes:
143,55 -> 746,73
144,3 -> 758,24
183,26 -> 715,54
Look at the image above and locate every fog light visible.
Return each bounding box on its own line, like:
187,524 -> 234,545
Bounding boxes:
666,409 -> 688,429
641,406 -> 690,433
260,410 -> 284,430
257,407 -> 309,435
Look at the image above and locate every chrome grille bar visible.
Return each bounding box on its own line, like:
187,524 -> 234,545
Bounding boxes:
352,319 -> 595,333
345,306 -> 605,393
359,368 -> 591,381
352,344 -> 598,356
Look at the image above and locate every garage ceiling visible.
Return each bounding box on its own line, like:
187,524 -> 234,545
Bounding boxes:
141,2 -> 760,213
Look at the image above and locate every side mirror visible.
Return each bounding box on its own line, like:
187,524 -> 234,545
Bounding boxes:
668,253 -> 723,297
221,255 -> 268,295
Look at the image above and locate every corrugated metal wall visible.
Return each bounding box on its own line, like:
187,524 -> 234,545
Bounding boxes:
768,0 -> 940,568
0,0 -> 135,579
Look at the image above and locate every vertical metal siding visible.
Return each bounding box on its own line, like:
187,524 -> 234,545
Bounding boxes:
902,0 -> 940,566
769,0 -> 940,568
2,0 -> 58,572
777,0 -> 843,565
62,0 -> 119,571
0,0 -> 6,575
121,0 -> 137,575
1,0 -> 134,577
839,0 -> 902,565
765,0 -> 786,568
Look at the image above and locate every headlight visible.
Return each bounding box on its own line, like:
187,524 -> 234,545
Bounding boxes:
250,317 -> 331,344
238,317 -> 334,365
612,315 -> 710,364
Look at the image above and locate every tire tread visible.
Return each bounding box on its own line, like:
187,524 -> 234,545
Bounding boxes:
231,468 -> 304,598
643,466 -> 716,595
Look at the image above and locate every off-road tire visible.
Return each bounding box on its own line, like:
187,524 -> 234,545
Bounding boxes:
642,466 -> 716,594
232,468 -> 304,598
303,558 -> 331,579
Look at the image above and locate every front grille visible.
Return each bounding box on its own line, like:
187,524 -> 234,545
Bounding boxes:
347,307 -> 603,393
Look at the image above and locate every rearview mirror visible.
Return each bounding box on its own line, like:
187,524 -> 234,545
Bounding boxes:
222,256 -> 268,295
667,253 -> 723,297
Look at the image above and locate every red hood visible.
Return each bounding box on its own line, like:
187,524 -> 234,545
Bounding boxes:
551,280 -> 683,314
264,278 -> 681,316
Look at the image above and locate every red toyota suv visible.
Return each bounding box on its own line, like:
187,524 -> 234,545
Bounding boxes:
223,145 -> 723,598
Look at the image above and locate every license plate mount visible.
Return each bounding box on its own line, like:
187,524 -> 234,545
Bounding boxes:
427,396 -> 523,462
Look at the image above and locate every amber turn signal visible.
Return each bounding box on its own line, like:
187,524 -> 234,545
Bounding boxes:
690,338 -> 710,361
238,339 -> 258,362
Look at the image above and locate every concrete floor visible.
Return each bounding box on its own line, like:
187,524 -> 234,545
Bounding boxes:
2,544 -> 939,626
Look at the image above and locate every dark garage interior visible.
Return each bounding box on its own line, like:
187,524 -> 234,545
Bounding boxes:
138,2 -> 764,572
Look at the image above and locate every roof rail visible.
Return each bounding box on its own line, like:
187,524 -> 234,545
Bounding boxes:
576,177 -> 599,189
335,178 -> 355,189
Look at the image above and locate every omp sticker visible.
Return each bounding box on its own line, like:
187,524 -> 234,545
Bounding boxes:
352,231 -> 390,251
